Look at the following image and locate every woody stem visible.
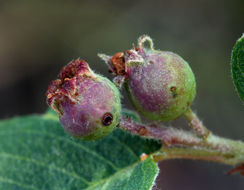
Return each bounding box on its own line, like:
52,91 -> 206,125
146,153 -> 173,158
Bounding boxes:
119,115 -> 244,166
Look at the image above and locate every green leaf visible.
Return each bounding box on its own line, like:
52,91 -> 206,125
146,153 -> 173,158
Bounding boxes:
0,111 -> 161,190
231,34 -> 244,102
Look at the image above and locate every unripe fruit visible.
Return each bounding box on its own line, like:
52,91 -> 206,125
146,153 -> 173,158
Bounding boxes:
99,35 -> 196,121
46,59 -> 121,140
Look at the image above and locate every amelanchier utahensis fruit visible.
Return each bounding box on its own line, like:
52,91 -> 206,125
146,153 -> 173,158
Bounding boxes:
99,35 -> 196,122
46,59 -> 121,140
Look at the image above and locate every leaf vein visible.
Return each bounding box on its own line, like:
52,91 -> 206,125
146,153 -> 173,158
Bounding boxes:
0,152 -> 90,185
84,162 -> 138,190
0,176 -> 39,190
110,137 -> 138,160
0,130 -> 119,171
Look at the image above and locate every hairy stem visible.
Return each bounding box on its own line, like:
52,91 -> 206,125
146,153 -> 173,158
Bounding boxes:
119,116 -> 202,146
152,147 -> 235,165
183,108 -> 210,138
119,115 -> 244,166
153,133 -> 244,165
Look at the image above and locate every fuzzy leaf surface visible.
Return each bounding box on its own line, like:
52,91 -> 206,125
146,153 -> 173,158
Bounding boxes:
232,34 -> 244,102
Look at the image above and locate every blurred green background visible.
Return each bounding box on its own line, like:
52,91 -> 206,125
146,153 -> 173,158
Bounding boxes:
0,0 -> 244,189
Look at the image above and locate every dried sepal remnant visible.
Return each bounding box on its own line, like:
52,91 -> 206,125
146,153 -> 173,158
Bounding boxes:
98,53 -> 125,76
58,59 -> 93,80
46,59 -> 94,115
46,59 -> 121,140
99,35 -> 196,122
227,164 -> 244,176
110,52 -> 126,75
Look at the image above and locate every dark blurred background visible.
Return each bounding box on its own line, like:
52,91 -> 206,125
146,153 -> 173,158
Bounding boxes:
0,0 -> 244,189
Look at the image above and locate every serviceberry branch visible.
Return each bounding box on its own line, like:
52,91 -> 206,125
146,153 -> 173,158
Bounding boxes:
119,112 -> 244,167
46,34 -> 244,176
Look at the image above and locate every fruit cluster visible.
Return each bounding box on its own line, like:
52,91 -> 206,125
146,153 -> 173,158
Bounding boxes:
46,35 -> 197,140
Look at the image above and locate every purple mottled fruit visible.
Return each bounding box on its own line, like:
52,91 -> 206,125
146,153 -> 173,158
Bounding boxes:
99,35 -> 196,121
46,59 -> 121,140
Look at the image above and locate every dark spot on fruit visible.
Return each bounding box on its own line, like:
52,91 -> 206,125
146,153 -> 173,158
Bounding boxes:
102,113 -> 113,126
170,86 -> 176,92
170,86 -> 177,98
187,102 -> 190,107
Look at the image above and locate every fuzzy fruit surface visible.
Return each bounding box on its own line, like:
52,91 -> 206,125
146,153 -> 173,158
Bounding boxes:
99,36 -> 196,121
126,48 -> 196,121
46,59 -> 121,140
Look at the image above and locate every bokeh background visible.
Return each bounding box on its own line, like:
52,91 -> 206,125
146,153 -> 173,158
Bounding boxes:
0,0 -> 244,189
